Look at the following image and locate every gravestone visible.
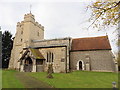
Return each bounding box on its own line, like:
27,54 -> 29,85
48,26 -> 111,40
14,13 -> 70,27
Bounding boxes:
46,64 -> 53,78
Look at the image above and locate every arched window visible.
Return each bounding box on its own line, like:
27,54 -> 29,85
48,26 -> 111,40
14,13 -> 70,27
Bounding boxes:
49,52 -> 51,62
47,52 -> 49,62
52,53 -> 54,62
46,52 -> 54,62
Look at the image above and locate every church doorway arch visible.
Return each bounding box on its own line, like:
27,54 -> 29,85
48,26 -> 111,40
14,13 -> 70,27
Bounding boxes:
79,61 -> 82,70
77,60 -> 84,70
24,57 -> 33,72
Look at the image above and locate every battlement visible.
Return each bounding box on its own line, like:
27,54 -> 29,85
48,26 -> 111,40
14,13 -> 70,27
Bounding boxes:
24,13 -> 35,22
17,21 -> 24,27
24,13 -> 35,19
16,13 -> 44,30
35,22 -> 44,30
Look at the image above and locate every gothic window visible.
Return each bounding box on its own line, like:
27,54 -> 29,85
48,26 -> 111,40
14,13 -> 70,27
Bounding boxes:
52,53 -> 54,62
49,52 -> 51,62
47,52 -> 49,62
46,52 -> 54,62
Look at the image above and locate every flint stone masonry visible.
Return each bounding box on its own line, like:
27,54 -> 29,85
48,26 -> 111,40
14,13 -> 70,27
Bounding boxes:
70,50 -> 116,72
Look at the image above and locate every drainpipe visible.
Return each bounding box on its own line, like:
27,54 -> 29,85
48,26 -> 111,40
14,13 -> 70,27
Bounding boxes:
65,46 -> 67,73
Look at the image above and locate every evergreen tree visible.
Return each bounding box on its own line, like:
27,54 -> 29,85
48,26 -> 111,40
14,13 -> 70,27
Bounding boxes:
2,31 -> 13,68
0,29 -> 2,68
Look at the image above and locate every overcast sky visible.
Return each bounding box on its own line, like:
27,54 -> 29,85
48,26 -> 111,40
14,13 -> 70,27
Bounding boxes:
0,0 -> 118,55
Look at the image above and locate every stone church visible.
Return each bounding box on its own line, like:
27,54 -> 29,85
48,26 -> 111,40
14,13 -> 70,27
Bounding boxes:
9,13 -> 117,73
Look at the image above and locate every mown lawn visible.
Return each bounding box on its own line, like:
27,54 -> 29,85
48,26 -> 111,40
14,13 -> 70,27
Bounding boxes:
27,71 -> 118,88
2,70 -> 118,88
118,72 -> 120,88
0,69 -> 2,89
2,70 -> 24,88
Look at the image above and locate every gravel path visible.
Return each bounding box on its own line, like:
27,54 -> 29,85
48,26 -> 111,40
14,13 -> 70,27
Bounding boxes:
15,72 -> 53,88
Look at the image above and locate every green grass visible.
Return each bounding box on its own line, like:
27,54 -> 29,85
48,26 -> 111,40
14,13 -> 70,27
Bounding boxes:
2,69 -> 24,88
2,70 -> 118,88
118,72 -> 120,88
0,69 -> 2,89
27,71 -> 118,88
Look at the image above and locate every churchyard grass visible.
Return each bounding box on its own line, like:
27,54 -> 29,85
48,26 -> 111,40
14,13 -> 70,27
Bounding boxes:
2,70 -> 118,88
27,71 -> 118,88
2,70 -> 24,88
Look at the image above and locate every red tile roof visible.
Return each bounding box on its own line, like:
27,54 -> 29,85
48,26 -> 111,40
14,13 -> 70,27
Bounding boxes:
71,36 -> 111,51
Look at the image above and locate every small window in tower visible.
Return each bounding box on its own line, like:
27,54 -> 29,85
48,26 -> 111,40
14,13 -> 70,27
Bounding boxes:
21,39 -> 22,42
37,32 -> 39,36
21,31 -> 23,34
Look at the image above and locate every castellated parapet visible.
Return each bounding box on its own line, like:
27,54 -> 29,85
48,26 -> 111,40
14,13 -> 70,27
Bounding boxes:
24,13 -> 35,22
35,22 -> 44,30
16,13 -> 44,30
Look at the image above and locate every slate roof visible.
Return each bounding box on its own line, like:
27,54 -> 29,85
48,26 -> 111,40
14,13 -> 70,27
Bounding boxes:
71,36 -> 111,51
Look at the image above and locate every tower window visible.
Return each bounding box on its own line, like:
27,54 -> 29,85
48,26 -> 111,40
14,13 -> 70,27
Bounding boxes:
21,39 -> 22,42
37,32 -> 39,36
21,31 -> 23,34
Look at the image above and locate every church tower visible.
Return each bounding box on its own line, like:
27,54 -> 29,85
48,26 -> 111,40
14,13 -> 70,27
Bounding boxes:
9,13 -> 44,69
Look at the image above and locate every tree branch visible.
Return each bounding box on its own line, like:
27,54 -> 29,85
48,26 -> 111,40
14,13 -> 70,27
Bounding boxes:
87,12 -> 103,29
88,1 -> 120,29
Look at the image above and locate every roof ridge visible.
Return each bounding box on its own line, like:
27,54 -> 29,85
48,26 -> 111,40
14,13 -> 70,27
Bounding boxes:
73,36 -> 108,40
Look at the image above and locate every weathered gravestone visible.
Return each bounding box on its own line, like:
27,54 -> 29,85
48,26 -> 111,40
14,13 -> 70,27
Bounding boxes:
46,64 -> 54,78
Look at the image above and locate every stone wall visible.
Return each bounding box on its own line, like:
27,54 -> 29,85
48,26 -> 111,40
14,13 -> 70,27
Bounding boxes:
38,47 -> 67,73
70,50 -> 116,72
32,37 -> 71,48
32,37 -> 71,72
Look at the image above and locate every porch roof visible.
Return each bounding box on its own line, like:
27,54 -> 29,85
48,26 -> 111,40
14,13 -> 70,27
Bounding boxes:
30,48 -> 45,59
20,49 -> 29,60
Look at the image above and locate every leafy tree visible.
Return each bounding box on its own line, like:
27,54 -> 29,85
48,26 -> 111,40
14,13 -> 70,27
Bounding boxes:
88,0 -> 120,28
89,0 -> 120,71
2,31 -> 13,68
